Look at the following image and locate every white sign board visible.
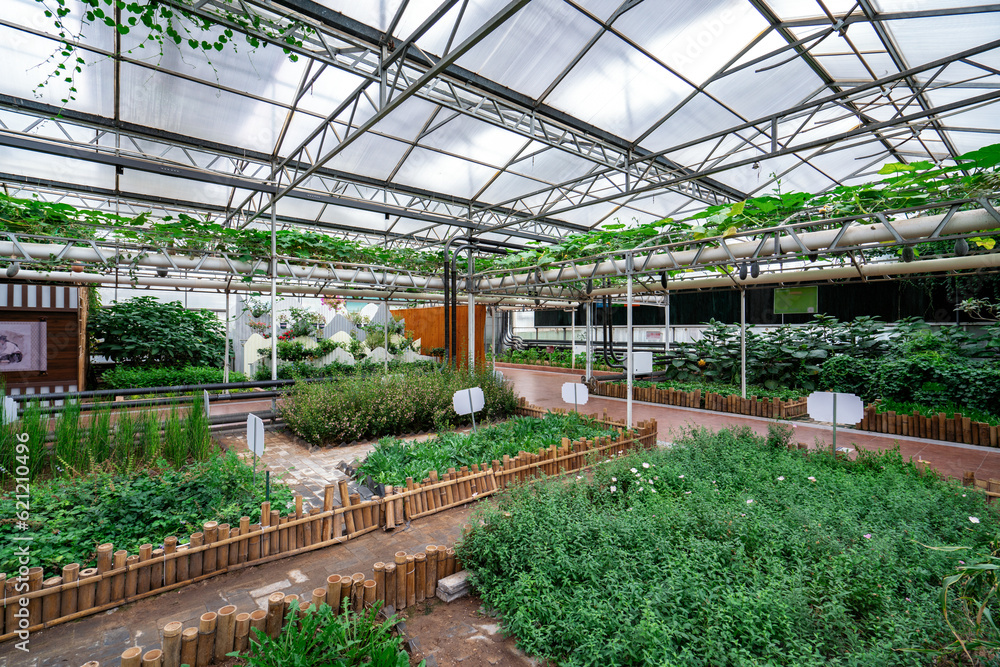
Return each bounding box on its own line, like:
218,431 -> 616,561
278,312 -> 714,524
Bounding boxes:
493,370 -> 504,382
561,382 -> 589,406
452,387 -> 485,416
807,392 -> 864,425
630,351 -> 653,375
572,345 -> 585,356
203,390 -> 211,419
1,396 -> 17,425
247,413 -> 265,457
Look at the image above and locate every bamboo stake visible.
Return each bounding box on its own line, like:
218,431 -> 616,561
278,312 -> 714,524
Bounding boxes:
203,523 -> 218,574
436,545 -> 447,582
309,507 -> 322,544
445,548 -> 456,576
351,572 -> 365,613
41,576 -> 61,622
164,537 -> 177,586
265,592 -> 285,639
121,647 -> 142,667
249,610 -> 267,650
363,579 -> 376,609
234,613 -> 251,653
248,524 -> 262,561
268,511 -> 279,555
124,555 -> 139,598
189,533 -> 204,577
137,544 -> 152,595
111,549 -> 127,602
415,553 -> 426,603
282,594 -> 299,618
279,516 -> 289,554
384,563 -> 397,610
78,567 -> 97,613
325,575 -> 343,615
215,524 -> 230,569
239,518 -> 250,562
95,544 -> 113,606
311,587 -> 326,610
394,552 -> 407,610
425,546 -> 438,599
60,563 -> 79,618
405,556 -> 416,608
179,627 -> 198,667
162,621 -> 183,667
215,605 -> 237,662
294,495 -> 304,551
196,611 -> 216,667
150,549 -> 164,592
323,485 -> 336,541
350,494 -> 364,534
374,563 -> 385,605
383,486 -> 395,530
259,503 -> 270,558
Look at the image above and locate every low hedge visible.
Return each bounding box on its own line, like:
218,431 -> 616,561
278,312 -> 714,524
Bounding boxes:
281,367 -> 518,446
101,364 -> 247,389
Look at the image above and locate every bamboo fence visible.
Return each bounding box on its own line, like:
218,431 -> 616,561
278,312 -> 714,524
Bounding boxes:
860,405 -> 999,447
590,382 -> 809,419
68,546 -> 461,667
0,400 -> 655,643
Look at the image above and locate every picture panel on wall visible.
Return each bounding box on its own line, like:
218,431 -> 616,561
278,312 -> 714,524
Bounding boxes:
0,321 -> 47,372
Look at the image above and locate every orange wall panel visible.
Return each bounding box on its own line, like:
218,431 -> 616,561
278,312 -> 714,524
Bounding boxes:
391,305 -> 487,365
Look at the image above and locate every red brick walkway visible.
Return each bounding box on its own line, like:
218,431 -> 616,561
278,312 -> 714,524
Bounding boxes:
501,366 -> 1000,483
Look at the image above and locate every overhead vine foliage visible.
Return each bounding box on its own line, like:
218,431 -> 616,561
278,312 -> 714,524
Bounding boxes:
473,143 -> 1000,273
33,0 -> 312,104
0,146 -> 998,278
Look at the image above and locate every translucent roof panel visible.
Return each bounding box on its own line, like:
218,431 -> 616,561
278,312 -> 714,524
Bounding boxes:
417,115 -> 528,169
392,147 -> 498,199
454,0 -> 600,99
0,146 -> 115,189
545,33 -> 694,140
880,14 -> 1000,69
613,0 -> 768,86
642,93 -> 745,157
706,32 -> 824,120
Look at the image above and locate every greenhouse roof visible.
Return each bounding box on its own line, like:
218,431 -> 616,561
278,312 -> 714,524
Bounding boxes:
1,0 -> 999,251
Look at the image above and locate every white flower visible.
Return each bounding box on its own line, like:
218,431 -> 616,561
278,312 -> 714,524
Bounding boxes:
678,475 -> 684,479
777,476 -> 785,481
576,475 -> 583,480
747,499 -> 754,504
684,491 -> 692,495
630,467 -> 637,473
807,476 -> 816,482
609,485 -> 617,493
642,462 -> 650,469
651,489 -> 657,493
649,480 -> 654,484
611,477 -> 617,482
962,494 -> 966,498
969,516 -> 980,524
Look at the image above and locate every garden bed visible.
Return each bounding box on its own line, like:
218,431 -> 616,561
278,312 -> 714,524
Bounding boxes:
593,380 -> 810,419
458,425 -> 1000,666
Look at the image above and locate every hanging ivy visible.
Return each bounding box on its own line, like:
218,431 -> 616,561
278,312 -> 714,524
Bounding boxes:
33,0 -> 311,104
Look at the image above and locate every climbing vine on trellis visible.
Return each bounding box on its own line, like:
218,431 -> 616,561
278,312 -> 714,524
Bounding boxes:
33,0 -> 312,104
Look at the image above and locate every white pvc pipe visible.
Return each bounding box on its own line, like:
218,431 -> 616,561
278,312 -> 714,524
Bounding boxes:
223,290 -> 230,385
479,208 -> 999,289
626,271 -> 633,427
590,252 -> 1000,297
0,241 -> 444,290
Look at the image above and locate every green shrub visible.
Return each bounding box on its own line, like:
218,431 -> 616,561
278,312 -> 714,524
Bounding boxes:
356,413 -> 618,486
281,367 -> 518,446
0,451 -> 292,577
238,600 -> 415,667
875,398 -> 1000,426
89,296 -> 225,367
459,426 -> 1000,666
819,354 -> 879,400
101,364 -> 248,389
629,378 -> 804,401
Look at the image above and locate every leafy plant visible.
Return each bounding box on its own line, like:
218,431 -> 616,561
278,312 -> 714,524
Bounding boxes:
100,365 -> 247,389
237,599 -> 417,667
356,413 -> 618,487
459,426 -> 1000,666
0,450 -> 291,577
89,296 -> 225,367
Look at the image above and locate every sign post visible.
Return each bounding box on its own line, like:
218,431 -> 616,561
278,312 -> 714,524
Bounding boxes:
452,387 -> 485,432
247,413 -> 265,484
561,382 -> 589,413
806,391 -> 864,455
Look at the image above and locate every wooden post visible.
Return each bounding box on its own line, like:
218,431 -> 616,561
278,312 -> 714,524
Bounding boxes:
239,517 -> 251,561
325,575 -> 343,614
383,486 -> 395,530
61,563 -> 79,617
162,621 -> 183,667
180,627 -> 199,667
269,511 -> 279,554
323,486 -> 335,540
95,544 -> 113,606
150,548 -> 164,592
436,545 -> 448,582
394,552 -> 407,609
234,613 -> 251,653
196,611 -> 217,667
294,495 -> 304,550
259,502 -> 270,558
142,649 -> 163,667
248,524 -> 262,561
215,605 -> 237,662
445,548 -> 456,576
279,516 -> 289,554
374,563 -> 386,605
405,556 -> 416,608
384,563 -> 397,610
265,592 -> 285,639
414,553 -> 426,603
312,587 -> 326,610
